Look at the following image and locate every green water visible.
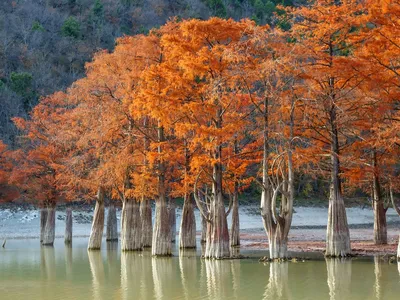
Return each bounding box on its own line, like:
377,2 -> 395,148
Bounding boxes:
0,238 -> 399,300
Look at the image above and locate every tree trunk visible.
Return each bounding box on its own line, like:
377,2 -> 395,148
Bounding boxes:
42,203 -> 56,246
372,152 -> 387,245
121,198 -> 142,251
204,163 -> 230,259
64,207 -> 72,245
326,185 -> 351,257
140,199 -> 152,248
169,198 -> 176,243
152,196 -> 171,256
201,214 -> 207,244
373,199 -> 387,245
397,234 -> 400,259
88,187 -> 105,250
40,207 -> 48,243
179,194 -> 196,249
152,125 -> 171,256
230,189 -> 240,247
106,202 -> 118,242
326,114 -> 351,257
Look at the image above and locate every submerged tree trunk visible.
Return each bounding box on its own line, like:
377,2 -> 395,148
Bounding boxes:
179,194 -> 196,249
201,215 -> 207,244
203,163 -> 230,259
40,207 -> 48,243
260,96 -> 294,259
106,202 -> 118,242
88,187 -> 105,250
65,207 -> 72,245
373,198 -> 387,245
152,196 -> 171,255
230,186 -> 240,247
121,198 -> 141,251
169,198 -> 176,243
140,199 -> 152,248
152,125 -> 171,256
326,126 -> 351,257
372,152 -> 387,245
397,234 -> 400,259
42,203 -> 56,246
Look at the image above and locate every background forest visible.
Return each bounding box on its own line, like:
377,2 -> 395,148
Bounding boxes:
0,0 -> 300,143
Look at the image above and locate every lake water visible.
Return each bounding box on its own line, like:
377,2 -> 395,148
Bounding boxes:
1,238 -> 399,300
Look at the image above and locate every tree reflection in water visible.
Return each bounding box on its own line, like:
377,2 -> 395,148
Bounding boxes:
205,259 -> 233,299
121,250 -> 153,300
41,246 -> 56,280
374,256 -> 383,300
88,250 -> 105,300
152,256 -> 174,300
179,249 -> 198,300
263,262 -> 289,300
65,244 -> 73,280
326,258 -> 352,300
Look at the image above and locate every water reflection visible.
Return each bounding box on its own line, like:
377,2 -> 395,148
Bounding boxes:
263,262 -> 289,300
326,258 -> 352,300
88,251 -> 105,300
374,257 -> 382,300
205,259 -> 233,299
41,246 -> 56,280
231,258 -> 241,298
398,261 -> 400,279
179,249 -> 198,300
152,256 -> 175,300
65,244 -> 73,280
3,238 -> 400,300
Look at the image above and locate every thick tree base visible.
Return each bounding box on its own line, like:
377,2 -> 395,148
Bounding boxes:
106,203 -> 118,242
140,200 -> 152,248
152,200 -> 171,257
42,205 -> 56,246
326,198 -> 351,257
88,198 -> 105,251
121,199 -> 141,251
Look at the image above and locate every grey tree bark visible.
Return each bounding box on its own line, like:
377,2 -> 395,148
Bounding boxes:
140,199 -> 152,248
390,184 -> 400,259
230,185 -> 240,247
152,125 -> 171,256
42,203 -> 56,246
169,197 -> 176,243
106,202 -> 118,242
372,152 -> 387,245
201,215 -> 207,244
201,161 -> 230,259
88,187 -> 105,250
40,207 -> 48,243
325,103 -> 351,257
121,198 -> 141,251
64,207 -> 72,245
260,97 -> 294,259
179,194 -> 196,249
